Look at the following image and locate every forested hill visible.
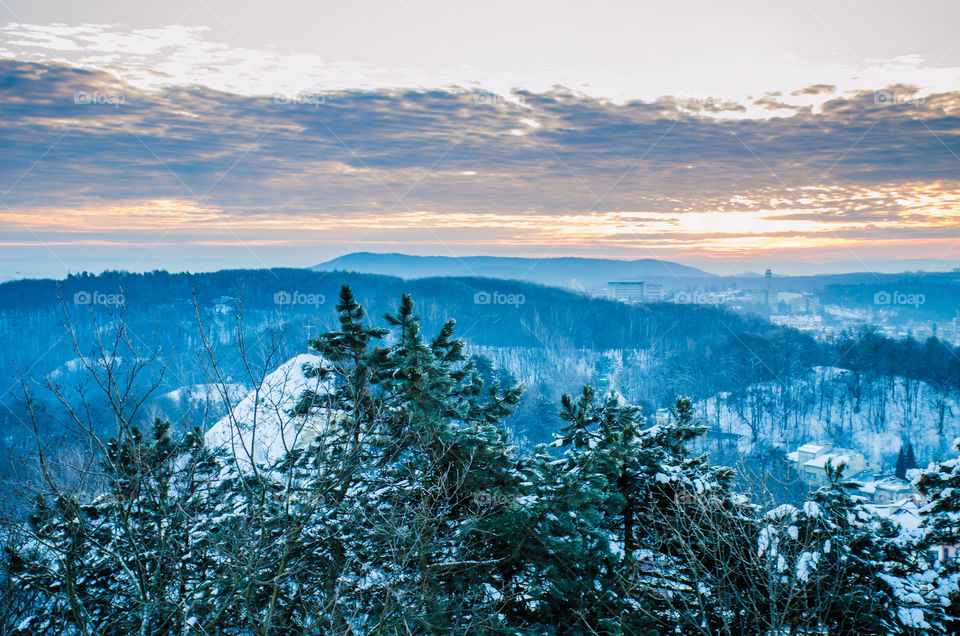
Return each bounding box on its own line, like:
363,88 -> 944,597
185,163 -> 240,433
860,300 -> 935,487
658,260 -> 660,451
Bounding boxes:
0,267 -> 764,354
2,268 -> 957,402
312,252 -> 715,288
0,267 -> 774,451
2,268 -> 958,454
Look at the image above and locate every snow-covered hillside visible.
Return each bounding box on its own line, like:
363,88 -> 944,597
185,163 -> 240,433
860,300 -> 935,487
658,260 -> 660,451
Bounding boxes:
203,353 -> 341,466
159,383 -> 248,407
465,344 -> 650,391
695,366 -> 960,464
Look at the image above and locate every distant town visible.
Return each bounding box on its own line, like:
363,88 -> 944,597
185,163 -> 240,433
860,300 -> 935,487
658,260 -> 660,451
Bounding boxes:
593,268 -> 960,346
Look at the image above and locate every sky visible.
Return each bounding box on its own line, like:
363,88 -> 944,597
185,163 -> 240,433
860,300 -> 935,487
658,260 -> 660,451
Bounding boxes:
1,0 -> 960,280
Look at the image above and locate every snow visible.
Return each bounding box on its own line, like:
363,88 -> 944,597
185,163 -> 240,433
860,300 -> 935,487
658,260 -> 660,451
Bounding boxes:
796,551 -> 820,582
758,526 -> 777,557
898,607 -> 927,629
203,353 -> 339,467
694,366 -> 960,465
804,453 -> 852,469
766,504 -> 798,521
48,355 -> 125,379
160,382 -> 247,406
864,499 -> 923,530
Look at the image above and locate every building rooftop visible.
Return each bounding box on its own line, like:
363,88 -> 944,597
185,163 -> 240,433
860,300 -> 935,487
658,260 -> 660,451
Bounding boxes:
864,499 -> 922,530
804,452 -> 853,469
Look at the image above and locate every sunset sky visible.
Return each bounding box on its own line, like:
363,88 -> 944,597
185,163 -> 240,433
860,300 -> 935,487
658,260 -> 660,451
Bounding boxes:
1,0 -> 960,280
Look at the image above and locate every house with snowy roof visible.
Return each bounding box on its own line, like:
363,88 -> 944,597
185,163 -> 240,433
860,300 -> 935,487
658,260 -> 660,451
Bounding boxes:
863,498 -> 923,531
789,442 -> 878,486
862,498 -> 960,563
856,476 -> 916,504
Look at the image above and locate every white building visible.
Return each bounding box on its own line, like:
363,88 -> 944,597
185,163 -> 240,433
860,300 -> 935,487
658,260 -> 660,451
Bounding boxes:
857,477 -> 916,504
788,443 -> 877,485
607,281 -> 645,303
644,283 -> 665,302
863,499 -> 923,531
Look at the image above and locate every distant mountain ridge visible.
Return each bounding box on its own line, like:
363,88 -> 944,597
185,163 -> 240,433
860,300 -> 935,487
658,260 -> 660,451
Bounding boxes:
312,252 -> 714,289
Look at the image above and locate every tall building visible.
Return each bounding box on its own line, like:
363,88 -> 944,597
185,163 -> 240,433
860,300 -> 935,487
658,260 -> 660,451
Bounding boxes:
765,269 -> 773,308
607,281 -> 645,303
644,283 -> 665,301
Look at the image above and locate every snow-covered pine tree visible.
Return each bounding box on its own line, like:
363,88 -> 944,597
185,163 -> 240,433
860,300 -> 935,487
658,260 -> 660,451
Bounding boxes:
914,439 -> 960,633
5,420 -> 229,634
747,462 -> 941,635
624,396 -> 754,634
519,391 -> 747,634
517,386 -> 642,634
285,288 -> 528,632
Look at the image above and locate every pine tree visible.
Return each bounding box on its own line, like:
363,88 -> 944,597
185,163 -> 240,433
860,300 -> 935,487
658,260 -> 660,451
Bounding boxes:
283,289 -> 526,632
906,442 -> 918,472
524,386 -> 640,633
625,396 -> 752,634
896,445 -> 908,479
5,420 -> 230,634
915,441 -> 960,633
767,464 -> 941,634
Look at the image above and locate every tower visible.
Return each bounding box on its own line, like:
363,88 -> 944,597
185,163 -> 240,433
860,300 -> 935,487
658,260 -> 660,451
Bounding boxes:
765,269 -> 773,309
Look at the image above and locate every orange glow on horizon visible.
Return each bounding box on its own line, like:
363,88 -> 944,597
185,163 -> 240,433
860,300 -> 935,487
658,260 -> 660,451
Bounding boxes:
3,181 -> 959,261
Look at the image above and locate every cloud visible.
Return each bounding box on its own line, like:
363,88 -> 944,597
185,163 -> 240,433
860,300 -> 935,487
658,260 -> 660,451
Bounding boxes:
791,84 -> 837,96
1,55 -> 960,265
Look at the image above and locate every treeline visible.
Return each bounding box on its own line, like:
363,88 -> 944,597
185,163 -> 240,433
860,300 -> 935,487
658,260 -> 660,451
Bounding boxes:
0,269 -> 763,390
4,287 -> 960,634
834,329 -> 960,391
1,269 -> 957,457
652,324 -> 960,406
0,268 -> 767,349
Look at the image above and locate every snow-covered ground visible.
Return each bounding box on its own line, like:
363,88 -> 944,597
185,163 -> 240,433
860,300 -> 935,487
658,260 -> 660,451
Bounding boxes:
159,382 -> 248,407
203,353 -> 341,467
695,366 -> 960,464
464,344 -> 650,392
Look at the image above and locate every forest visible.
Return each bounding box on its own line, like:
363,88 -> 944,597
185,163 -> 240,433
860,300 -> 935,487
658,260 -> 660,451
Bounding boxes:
1,269 -> 959,496
3,286 -> 960,634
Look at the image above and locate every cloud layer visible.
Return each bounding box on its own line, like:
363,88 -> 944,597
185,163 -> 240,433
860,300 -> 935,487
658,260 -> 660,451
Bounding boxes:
1,51 -> 959,274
